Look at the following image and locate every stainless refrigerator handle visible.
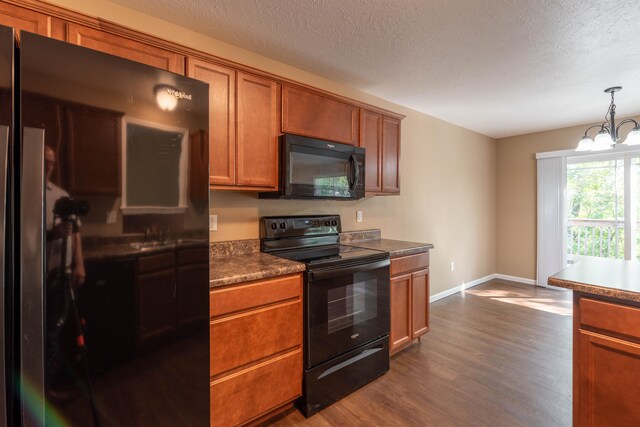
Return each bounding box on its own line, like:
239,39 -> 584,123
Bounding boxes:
20,127 -> 45,427
308,258 -> 390,281
0,125 -> 9,427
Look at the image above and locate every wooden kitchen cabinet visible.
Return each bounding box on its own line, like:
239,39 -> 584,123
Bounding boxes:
136,252 -> 177,345
65,103 -> 123,195
187,59 -> 236,187
359,109 -> 401,194
176,247 -> 209,328
282,85 -> 359,145
389,252 -> 430,355
187,60 -> 279,191
209,273 -> 303,427
66,23 -> 185,73
382,115 -> 401,193
574,295 -> 640,425
236,71 -> 279,189
0,3 -> 52,39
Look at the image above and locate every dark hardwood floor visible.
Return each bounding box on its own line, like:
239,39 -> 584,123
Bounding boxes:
269,280 -> 573,426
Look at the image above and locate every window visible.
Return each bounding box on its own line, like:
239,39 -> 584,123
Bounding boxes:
566,153 -> 639,262
121,118 -> 189,214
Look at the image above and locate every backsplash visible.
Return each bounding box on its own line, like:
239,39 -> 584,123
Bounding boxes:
339,229 -> 381,243
209,239 -> 260,257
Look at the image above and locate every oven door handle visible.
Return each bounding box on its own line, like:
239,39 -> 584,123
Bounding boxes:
309,258 -> 390,281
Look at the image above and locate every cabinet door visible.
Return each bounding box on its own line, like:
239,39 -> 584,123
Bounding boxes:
187,59 -> 236,187
359,109 -> 382,193
22,94 -> 66,187
411,268 -> 429,338
66,23 -> 185,73
236,71 -> 278,189
137,269 -> 176,344
382,116 -> 401,193
282,85 -> 359,145
0,3 -> 50,38
577,330 -> 640,426
65,104 -> 122,195
390,273 -> 412,354
177,263 -> 209,328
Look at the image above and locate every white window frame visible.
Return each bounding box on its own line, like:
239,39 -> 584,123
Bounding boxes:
121,117 -> 189,215
536,144 -> 640,285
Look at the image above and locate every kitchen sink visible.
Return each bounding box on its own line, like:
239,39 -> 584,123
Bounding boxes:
130,241 -> 175,251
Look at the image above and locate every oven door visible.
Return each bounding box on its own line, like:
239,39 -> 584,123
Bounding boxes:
305,258 -> 390,368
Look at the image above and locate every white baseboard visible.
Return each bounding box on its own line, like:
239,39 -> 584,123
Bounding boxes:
430,274 -> 494,303
493,274 -> 536,285
430,273 -> 537,303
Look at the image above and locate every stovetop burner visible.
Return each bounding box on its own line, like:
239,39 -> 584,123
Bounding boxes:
260,215 -> 389,269
273,244 -> 388,269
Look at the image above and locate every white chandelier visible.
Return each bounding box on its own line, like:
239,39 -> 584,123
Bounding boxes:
576,86 -> 640,151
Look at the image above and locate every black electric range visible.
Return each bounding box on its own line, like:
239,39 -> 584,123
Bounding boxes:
260,215 -> 391,417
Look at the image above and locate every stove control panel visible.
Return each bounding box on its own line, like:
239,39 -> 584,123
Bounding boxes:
260,215 -> 341,239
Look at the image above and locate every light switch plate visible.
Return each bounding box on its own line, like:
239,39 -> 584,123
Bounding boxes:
356,210 -> 363,223
210,214 -> 217,231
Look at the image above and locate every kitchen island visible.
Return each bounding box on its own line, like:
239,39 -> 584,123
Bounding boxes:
548,258 -> 640,427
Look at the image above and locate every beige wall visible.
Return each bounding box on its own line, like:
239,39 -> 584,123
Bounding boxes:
49,0 -> 498,296
496,116 -> 640,280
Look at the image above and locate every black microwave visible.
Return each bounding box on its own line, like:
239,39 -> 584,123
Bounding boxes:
260,134 -> 365,200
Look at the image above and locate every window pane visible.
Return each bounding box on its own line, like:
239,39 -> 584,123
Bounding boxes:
566,159 -> 625,261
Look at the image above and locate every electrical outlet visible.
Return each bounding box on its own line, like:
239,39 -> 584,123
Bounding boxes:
356,210 -> 363,223
450,261 -> 455,272
210,214 -> 217,231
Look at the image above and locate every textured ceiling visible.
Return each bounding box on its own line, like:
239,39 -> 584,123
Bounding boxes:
111,0 -> 640,138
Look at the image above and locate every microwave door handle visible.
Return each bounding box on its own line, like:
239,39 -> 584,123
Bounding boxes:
348,155 -> 355,190
353,155 -> 360,188
309,258 -> 390,281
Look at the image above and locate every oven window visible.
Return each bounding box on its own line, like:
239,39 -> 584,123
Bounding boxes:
290,151 -> 350,197
327,279 -> 378,334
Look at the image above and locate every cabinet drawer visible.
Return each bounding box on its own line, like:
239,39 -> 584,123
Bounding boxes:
210,349 -> 302,427
210,274 -> 301,318
210,299 -> 302,377
390,252 -> 429,276
580,297 -> 640,342
138,251 -> 175,274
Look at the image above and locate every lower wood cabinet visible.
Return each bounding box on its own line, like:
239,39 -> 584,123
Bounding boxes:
574,295 -> 640,425
389,252 -> 430,355
209,273 -> 303,426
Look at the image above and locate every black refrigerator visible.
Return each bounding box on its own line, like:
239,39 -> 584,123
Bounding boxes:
1,27 -> 210,426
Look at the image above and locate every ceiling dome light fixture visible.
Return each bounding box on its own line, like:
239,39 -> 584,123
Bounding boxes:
577,86 -> 640,151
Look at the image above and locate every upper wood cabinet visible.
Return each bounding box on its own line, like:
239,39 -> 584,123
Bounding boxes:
65,103 -> 123,195
0,3 -> 50,38
282,85 -> 359,145
359,109 -> 383,193
236,71 -> 279,189
382,116 -> 401,193
360,110 -> 401,195
187,59 -> 236,187
187,61 -> 279,191
66,23 -> 185,73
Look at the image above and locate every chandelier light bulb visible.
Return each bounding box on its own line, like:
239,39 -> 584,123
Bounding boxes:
591,130 -> 614,151
575,136 -> 593,151
623,128 -> 640,146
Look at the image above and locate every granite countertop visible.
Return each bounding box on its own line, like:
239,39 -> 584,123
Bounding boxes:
210,252 -> 305,288
345,239 -> 434,257
548,257 -> 640,303
84,239 -> 208,261
340,229 -> 433,257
